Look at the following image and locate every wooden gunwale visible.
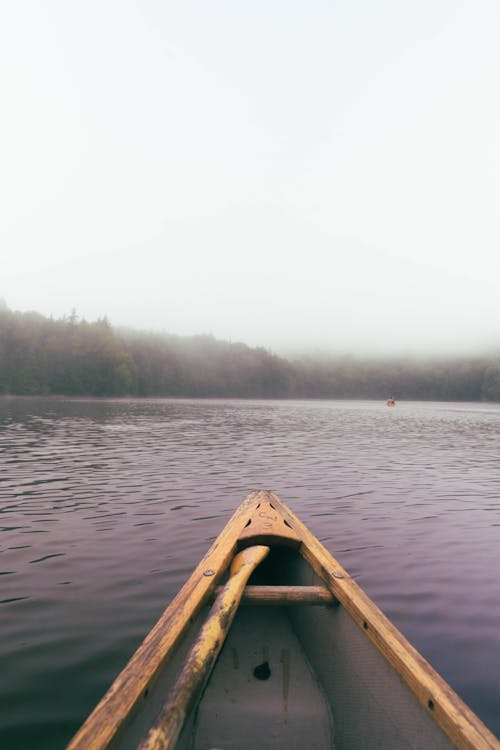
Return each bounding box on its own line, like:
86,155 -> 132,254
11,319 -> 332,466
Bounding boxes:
138,545 -> 270,750
267,491 -> 499,750
66,495 -> 259,750
67,490 -> 499,750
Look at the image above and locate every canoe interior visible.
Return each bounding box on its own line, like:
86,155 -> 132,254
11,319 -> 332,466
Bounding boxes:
108,547 -> 455,750
282,549 -> 454,750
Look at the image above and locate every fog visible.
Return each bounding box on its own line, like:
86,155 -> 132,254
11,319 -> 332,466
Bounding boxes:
2,2 -> 499,358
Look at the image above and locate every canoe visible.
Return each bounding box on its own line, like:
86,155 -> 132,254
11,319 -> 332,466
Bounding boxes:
67,490 -> 499,750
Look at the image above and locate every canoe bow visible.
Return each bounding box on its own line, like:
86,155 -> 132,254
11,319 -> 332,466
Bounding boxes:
67,490 -> 499,750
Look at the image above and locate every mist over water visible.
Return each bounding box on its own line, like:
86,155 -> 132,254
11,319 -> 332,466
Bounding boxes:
3,3 -> 500,359
1,397 -> 500,748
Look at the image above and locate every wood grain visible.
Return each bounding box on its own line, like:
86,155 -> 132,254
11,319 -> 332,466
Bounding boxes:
67,494 -> 260,750
138,545 -> 270,750
66,490 -> 499,750
266,491 -> 500,750
216,584 -> 335,605
237,498 -> 300,549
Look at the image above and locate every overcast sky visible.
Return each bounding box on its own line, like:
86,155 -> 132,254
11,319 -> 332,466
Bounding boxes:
2,1 -> 499,356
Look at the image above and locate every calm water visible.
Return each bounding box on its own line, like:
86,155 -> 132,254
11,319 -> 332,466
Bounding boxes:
1,397 -> 499,748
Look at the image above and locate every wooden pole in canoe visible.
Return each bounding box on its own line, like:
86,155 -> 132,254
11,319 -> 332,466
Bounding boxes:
67,495 -> 261,750
138,544 -> 270,750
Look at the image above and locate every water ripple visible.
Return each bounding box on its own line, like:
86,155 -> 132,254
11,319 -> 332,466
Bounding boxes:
0,397 -> 500,748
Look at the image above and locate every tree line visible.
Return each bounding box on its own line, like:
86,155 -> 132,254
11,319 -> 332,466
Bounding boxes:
1,303 -> 500,400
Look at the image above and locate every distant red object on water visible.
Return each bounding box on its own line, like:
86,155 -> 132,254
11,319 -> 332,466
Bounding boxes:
386,399 -> 396,407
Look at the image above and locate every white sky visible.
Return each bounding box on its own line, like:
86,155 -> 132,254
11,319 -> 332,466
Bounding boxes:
1,1 -> 499,356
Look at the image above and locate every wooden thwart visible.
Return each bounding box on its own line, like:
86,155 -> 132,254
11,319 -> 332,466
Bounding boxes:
215,584 -> 335,605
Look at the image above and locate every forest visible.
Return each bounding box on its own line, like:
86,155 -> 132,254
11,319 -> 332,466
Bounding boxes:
1,303 -> 500,401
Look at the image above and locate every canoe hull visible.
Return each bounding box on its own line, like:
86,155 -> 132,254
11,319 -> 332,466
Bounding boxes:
173,547 -> 456,750
284,549 -> 454,750
67,491 -> 499,750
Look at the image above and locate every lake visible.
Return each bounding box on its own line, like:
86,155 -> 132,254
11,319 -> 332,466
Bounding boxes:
1,396 -> 499,748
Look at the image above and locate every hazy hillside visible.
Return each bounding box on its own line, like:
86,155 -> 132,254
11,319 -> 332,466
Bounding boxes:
1,304 -> 499,400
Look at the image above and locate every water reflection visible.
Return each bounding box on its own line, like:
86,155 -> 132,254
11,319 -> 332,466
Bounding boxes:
1,397 -> 499,747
